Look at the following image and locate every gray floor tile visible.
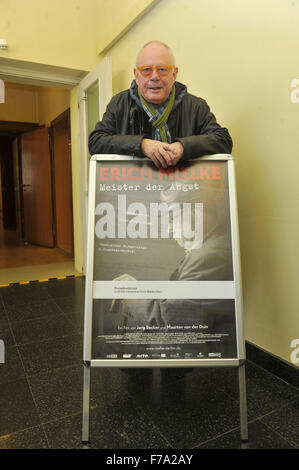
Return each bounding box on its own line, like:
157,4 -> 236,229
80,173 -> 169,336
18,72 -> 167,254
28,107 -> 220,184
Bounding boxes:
197,419 -> 294,449
261,401 -> 299,448
0,379 -> 40,436
0,296 -> 6,319
1,284 -> 51,307
45,277 -> 85,299
0,425 -> 48,449
53,296 -> 85,315
0,317 -> 15,348
11,313 -> 78,346
18,334 -> 83,375
0,345 -> 25,385
43,412 -> 129,449
128,369 -> 240,448
28,364 -> 84,423
5,298 -> 63,323
44,405 -> 170,450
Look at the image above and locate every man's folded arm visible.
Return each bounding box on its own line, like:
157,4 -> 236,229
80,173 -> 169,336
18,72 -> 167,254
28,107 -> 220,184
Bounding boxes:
88,100 -> 146,157
175,99 -> 233,159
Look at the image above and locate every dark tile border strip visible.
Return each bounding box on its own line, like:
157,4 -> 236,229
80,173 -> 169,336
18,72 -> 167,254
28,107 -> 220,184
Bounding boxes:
0,274 -> 84,289
246,341 -> 298,388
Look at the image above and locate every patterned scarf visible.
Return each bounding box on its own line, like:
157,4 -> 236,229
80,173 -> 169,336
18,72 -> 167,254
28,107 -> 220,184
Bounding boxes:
129,80 -> 186,143
138,86 -> 175,142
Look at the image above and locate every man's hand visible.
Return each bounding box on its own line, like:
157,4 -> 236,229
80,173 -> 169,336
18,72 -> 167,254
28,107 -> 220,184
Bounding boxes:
141,139 -> 184,168
141,138 -> 175,168
161,141 -> 184,166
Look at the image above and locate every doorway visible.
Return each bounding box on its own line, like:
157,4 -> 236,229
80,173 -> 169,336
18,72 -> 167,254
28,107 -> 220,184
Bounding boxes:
0,56 -> 112,279
0,83 -> 76,284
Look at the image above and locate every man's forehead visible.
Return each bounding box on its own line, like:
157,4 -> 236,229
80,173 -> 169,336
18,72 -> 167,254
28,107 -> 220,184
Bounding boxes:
137,43 -> 174,65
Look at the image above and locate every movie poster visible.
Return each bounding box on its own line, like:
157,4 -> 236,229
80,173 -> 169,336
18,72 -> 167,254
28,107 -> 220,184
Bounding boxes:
90,159 -> 237,360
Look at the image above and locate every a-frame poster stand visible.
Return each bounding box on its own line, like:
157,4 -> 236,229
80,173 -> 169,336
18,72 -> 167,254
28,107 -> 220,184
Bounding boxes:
82,154 -> 248,444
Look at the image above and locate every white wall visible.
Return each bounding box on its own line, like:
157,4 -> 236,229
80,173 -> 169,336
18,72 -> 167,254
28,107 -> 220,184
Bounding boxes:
100,0 -> 299,364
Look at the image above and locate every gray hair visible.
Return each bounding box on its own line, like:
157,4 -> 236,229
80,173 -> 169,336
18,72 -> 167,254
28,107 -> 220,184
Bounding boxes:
136,41 -> 176,66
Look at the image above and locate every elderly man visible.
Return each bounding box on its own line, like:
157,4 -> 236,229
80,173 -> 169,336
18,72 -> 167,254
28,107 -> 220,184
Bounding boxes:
88,41 -> 232,166
90,42 -> 234,374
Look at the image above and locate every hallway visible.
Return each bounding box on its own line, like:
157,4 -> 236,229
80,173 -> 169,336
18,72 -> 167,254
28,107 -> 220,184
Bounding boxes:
0,275 -> 298,449
0,221 -> 78,285
0,82 -> 76,286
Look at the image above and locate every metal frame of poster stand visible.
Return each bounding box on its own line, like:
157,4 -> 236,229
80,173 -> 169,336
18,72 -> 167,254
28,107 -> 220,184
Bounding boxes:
82,154 -> 248,444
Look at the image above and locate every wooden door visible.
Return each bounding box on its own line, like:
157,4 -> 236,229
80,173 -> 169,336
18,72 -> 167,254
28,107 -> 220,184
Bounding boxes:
12,137 -> 23,237
21,127 -> 54,247
0,136 -> 16,229
51,109 -> 74,256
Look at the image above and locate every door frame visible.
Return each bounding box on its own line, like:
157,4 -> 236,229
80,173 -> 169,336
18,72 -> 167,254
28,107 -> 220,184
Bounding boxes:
78,57 -> 112,273
50,108 -> 74,257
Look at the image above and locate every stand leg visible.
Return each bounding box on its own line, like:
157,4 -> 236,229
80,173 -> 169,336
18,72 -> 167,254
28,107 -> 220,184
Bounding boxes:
82,362 -> 91,444
238,362 -> 248,442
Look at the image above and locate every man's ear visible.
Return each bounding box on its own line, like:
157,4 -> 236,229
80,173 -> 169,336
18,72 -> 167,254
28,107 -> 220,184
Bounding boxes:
173,67 -> 179,81
133,68 -> 139,84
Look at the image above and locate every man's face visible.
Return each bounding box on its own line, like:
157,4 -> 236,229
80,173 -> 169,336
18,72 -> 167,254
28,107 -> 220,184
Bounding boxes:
134,43 -> 178,105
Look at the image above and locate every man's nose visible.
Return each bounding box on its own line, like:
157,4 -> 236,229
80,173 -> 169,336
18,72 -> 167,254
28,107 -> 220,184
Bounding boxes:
151,68 -> 160,79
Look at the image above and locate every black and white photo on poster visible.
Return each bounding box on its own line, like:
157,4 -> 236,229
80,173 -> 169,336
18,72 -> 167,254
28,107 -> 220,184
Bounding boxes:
91,159 -> 237,360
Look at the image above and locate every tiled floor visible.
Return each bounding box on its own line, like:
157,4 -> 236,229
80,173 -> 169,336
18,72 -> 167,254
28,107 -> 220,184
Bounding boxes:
0,276 -> 298,449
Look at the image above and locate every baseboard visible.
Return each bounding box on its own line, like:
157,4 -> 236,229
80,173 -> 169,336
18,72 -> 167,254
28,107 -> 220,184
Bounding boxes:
245,341 -> 298,388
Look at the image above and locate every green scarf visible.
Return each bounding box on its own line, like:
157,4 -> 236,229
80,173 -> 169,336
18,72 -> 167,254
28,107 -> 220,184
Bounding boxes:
138,86 -> 175,142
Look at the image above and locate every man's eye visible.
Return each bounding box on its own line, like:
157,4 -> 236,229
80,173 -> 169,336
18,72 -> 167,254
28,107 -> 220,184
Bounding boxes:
142,67 -> 152,73
158,68 -> 168,74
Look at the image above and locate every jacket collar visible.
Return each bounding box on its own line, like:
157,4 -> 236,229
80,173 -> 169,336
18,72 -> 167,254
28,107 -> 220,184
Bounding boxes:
129,80 -> 187,111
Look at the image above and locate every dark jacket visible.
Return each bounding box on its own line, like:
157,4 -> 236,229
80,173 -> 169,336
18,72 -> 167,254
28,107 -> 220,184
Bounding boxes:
88,81 -> 233,160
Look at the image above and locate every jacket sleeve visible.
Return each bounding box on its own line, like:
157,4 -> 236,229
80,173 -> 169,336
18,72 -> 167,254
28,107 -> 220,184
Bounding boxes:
176,98 -> 233,159
88,95 -> 145,157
